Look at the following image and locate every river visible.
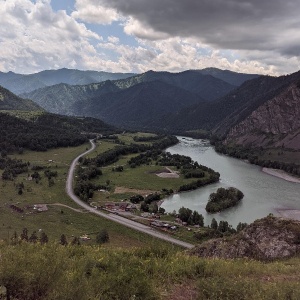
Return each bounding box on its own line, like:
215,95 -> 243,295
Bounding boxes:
161,137 -> 300,227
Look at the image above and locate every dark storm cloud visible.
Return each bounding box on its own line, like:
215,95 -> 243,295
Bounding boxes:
100,0 -> 300,57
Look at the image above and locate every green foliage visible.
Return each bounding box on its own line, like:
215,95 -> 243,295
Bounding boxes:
0,157 -> 29,180
130,194 -> 144,204
211,218 -> 218,230
178,207 -> 204,226
0,111 -> 117,155
96,229 -> 109,244
178,172 -> 220,192
206,187 -> 244,213
214,142 -> 300,176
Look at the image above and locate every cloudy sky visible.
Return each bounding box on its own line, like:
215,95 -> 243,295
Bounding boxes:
1,0 -> 299,75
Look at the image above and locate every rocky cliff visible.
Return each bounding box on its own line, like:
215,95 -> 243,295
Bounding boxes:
189,216 -> 300,260
224,81 -> 300,150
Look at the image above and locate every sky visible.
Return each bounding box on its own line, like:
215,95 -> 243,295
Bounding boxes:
0,0 -> 300,75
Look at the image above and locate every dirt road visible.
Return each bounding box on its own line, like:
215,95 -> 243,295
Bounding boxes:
66,140 -> 194,249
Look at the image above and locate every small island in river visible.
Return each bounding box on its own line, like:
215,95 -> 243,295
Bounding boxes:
206,187 -> 244,213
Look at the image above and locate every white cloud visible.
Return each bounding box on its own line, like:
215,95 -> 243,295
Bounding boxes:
72,0 -> 120,24
92,0 -> 300,74
0,0 -> 299,75
0,0 -> 102,73
124,18 -> 169,40
97,37 -> 276,75
107,36 -> 119,44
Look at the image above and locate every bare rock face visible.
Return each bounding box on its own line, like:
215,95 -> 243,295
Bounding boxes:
189,216 -> 300,260
224,82 -> 300,150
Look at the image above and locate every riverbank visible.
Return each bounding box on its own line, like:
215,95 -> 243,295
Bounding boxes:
276,209 -> 300,221
262,167 -> 300,184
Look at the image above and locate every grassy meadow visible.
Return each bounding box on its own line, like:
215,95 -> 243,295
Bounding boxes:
1,242 -> 300,300
88,135 -> 211,205
0,140 -> 177,248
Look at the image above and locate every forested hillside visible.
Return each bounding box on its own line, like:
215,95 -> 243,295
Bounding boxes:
0,85 -> 41,111
72,80 -> 205,129
0,112 -> 117,153
21,69 -> 256,126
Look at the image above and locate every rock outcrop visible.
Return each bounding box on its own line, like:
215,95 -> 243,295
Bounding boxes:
189,216 -> 300,260
224,81 -> 300,150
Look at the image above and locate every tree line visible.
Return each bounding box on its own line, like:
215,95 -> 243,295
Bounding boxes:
214,141 -> 300,177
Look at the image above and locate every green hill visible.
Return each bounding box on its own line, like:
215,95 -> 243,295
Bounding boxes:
0,85 -> 42,111
0,111 -> 118,153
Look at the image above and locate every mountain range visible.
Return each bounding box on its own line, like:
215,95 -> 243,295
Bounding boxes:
160,70 -> 300,151
2,66 -> 300,155
21,68 -> 259,128
0,68 -> 135,95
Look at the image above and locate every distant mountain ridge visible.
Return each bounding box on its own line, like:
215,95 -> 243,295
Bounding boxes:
160,71 -> 300,137
21,68 -> 259,130
73,80 -> 205,129
0,68 -> 135,95
22,81 -> 121,115
195,67 -> 259,86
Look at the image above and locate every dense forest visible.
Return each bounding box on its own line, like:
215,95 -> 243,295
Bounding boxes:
0,112 -> 117,154
213,141 -> 300,176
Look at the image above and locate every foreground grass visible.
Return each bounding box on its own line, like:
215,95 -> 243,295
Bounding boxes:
0,143 -> 176,248
0,243 -> 300,299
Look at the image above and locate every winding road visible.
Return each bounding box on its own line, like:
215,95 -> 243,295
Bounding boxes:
66,140 -> 194,249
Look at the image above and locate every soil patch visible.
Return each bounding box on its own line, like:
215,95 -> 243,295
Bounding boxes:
156,167 -> 180,178
114,186 -> 158,196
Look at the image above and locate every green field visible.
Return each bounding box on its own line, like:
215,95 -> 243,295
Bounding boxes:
87,139 -> 210,204
0,141 -> 178,248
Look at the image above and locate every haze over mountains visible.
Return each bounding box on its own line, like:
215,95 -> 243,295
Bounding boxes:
0,68 -> 135,95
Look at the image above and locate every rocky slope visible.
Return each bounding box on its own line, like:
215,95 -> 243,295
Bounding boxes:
189,216 -> 300,260
224,81 -> 300,149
